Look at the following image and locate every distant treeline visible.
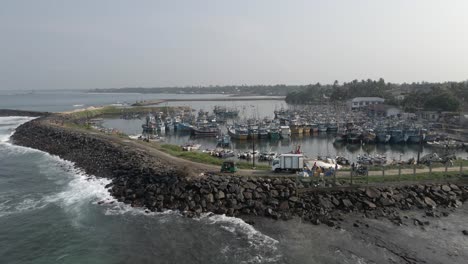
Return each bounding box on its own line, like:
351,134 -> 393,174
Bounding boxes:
285,78 -> 468,112
90,85 -> 299,96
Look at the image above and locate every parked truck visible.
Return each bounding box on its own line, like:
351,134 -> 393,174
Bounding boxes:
271,154 -> 304,172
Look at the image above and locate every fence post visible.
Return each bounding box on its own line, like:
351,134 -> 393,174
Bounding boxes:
445,163 -> 448,180
366,169 -> 369,185
398,165 -> 401,182
429,163 -> 432,179
413,165 -> 416,180
333,169 -> 336,186
350,170 -> 353,186
460,162 -> 463,177
382,166 -> 385,182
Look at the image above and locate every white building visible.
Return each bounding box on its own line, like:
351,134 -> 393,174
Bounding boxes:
350,97 -> 385,110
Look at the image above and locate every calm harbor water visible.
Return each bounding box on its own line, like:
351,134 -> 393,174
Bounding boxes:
1,90 -> 467,263
102,118 -> 467,165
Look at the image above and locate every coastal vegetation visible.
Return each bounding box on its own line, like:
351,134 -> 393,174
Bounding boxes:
285,79 -> 468,112
64,105 -> 185,120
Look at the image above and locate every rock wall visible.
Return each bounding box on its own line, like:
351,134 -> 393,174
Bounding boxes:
12,116 -> 468,226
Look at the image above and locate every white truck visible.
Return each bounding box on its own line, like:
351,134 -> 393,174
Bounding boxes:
271,154 -> 304,172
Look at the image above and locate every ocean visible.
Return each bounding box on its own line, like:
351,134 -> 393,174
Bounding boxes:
1,90 -> 467,263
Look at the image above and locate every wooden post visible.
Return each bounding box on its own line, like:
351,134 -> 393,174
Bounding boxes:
460,162 -> 463,177
333,169 -> 337,186
429,163 -> 432,179
413,165 -> 416,180
445,163 -> 448,180
382,166 -> 385,182
350,170 -> 353,186
366,168 -> 369,185
398,165 -> 401,182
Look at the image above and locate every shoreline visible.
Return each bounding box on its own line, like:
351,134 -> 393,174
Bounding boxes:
6,109 -> 468,231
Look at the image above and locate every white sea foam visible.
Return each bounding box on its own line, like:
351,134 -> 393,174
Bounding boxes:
197,214 -> 283,263
0,116 -> 36,143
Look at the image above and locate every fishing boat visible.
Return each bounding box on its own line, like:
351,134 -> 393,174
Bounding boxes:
258,127 -> 269,139
303,123 -> 312,134
290,124 -> 303,134
217,134 -> 231,147
375,129 -> 391,144
268,127 -> 281,140
280,125 -> 291,139
165,117 -> 174,131
228,125 -> 249,140
318,123 -> 328,133
362,129 -> 376,144
405,129 -> 422,144
389,129 -> 405,144
327,123 -> 338,133
142,113 -> 157,134
346,128 -> 362,144
248,125 -> 259,140
310,123 -> 319,133
213,106 -> 239,118
177,122 -> 194,132
192,124 -> 220,137
333,133 -> 347,143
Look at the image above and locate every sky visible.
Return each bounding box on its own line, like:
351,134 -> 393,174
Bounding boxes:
1,0 -> 467,90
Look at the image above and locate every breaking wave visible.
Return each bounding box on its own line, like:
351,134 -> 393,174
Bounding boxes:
198,214 -> 283,263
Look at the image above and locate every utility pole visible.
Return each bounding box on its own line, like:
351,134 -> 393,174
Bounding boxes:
252,136 -> 256,169
417,130 -> 422,164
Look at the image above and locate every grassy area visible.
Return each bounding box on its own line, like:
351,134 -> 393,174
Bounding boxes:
158,144 -> 270,170
340,159 -> 468,172
335,170 -> 465,185
63,105 -> 187,119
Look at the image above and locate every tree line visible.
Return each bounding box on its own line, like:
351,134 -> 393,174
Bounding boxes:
285,79 -> 467,112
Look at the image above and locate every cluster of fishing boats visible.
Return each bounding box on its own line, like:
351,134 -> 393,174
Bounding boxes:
136,103 -> 466,154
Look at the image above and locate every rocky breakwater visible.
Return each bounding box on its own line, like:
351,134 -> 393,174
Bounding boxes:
11,117 -> 183,179
11,116 -> 468,228
109,171 -> 468,227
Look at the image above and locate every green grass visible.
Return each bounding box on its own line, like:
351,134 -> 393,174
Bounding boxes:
340,159 -> 468,172
64,105 -> 187,119
158,144 -> 270,170
334,170 -> 465,185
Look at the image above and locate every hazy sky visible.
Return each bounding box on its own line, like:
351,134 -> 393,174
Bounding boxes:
1,0 -> 467,90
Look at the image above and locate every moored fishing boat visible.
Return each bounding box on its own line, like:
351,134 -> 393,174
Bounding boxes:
228,125 -> 249,140
346,128 -> 362,143
389,129 -> 405,144
248,125 -> 259,140
217,134 -> 231,147
280,125 -> 291,139
192,124 -> 220,137
311,123 -> 319,133
318,123 -> 328,133
268,127 -> 281,140
290,124 -> 303,134
327,123 -> 338,133
258,127 -> 269,139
